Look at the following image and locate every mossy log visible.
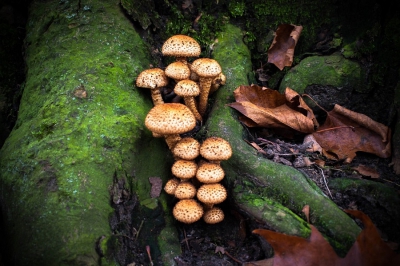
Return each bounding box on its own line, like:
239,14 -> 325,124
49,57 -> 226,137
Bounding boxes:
200,24 -> 362,254
0,1 -> 180,265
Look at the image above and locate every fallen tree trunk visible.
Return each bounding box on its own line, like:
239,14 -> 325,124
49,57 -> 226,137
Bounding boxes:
200,23 -> 361,254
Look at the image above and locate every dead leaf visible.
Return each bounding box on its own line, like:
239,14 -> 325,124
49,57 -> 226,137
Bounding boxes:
268,24 -> 303,70
352,164 -> 380,178
302,205 -> 310,223
312,104 -> 391,163
228,85 -> 318,136
149,176 -> 162,198
250,209 -> 400,266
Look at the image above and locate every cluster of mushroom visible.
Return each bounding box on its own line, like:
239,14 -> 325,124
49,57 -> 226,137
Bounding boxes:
164,136 -> 232,224
136,34 -> 226,122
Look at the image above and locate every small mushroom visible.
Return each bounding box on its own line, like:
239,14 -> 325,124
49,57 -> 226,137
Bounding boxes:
200,137 -> 232,164
145,103 -> 196,149
173,199 -> 204,224
165,61 -> 191,83
196,162 -> 225,183
174,181 -> 197,199
190,58 -> 222,116
171,159 -> 198,180
136,68 -> 169,106
164,178 -> 180,195
172,137 -> 201,160
174,79 -> 202,121
203,207 -> 224,224
196,183 -> 227,206
162,35 -> 201,64
210,72 -> 226,94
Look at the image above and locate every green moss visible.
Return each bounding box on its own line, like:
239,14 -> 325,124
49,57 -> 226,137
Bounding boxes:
279,53 -> 365,93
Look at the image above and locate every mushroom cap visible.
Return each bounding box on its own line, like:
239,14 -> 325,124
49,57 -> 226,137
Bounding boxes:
196,183 -> 227,205
200,137 -> 232,161
164,178 -> 180,195
172,137 -> 201,160
174,79 -> 200,97
191,58 -> 222,78
145,103 -> 196,135
136,68 -> 169,89
162,35 -> 201,58
174,181 -> 197,199
203,207 -> 225,224
196,162 -> 225,183
173,199 -> 204,224
165,61 -> 191,81
171,159 -> 198,179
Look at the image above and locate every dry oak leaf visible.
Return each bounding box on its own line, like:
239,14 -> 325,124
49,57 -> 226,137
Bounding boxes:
352,164 -> 380,178
312,104 -> 391,163
268,24 -> 303,70
250,209 -> 400,266
228,85 -> 318,135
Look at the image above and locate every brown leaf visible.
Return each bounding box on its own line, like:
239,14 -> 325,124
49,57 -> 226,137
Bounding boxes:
352,164 -> 380,178
268,24 -> 303,70
312,104 -> 391,163
149,176 -> 162,198
251,210 -> 400,266
228,85 -> 317,135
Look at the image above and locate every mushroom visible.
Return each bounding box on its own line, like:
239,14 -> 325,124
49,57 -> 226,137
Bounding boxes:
196,162 -> 225,183
173,199 -> 204,224
200,137 -> 232,164
196,183 -> 227,206
162,35 -> 201,64
136,68 -> 169,106
174,79 -> 202,121
203,207 -> 225,224
172,137 -> 201,160
210,72 -> 226,94
190,58 -> 222,116
145,103 -> 196,149
171,159 -> 198,180
164,178 -> 180,195
165,61 -> 191,83
174,181 -> 197,199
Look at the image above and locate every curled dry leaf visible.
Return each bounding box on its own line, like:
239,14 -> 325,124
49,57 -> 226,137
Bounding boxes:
249,210 -> 400,266
227,85 -> 318,136
268,24 -> 303,70
312,104 -> 391,163
352,164 -> 380,178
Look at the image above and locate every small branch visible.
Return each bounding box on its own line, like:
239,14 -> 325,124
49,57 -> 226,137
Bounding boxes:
316,166 -> 333,199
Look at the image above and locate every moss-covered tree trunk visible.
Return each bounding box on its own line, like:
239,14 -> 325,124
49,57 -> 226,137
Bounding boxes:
0,0 -> 180,265
0,1 -> 367,265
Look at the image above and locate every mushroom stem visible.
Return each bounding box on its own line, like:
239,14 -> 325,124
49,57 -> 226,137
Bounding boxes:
151,88 -> 165,106
183,96 -> 202,121
164,134 -> 182,150
198,77 -> 213,117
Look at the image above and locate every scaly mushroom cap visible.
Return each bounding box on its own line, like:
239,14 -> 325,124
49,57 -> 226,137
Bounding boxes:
136,68 -> 169,89
164,178 -> 180,195
174,79 -> 200,97
171,160 -> 198,180
165,61 -> 191,81
191,58 -> 222,78
200,137 -> 232,162
196,183 -> 227,205
136,68 -> 169,106
173,199 -> 204,224
173,137 -> 201,160
145,103 -> 196,135
162,35 -> 201,59
174,182 -> 197,199
196,162 -> 225,183
203,207 -> 225,224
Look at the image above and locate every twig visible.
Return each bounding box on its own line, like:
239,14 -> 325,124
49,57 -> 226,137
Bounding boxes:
316,166 -> 333,199
146,245 -> 154,266
223,250 -> 243,264
135,219 -> 144,240
182,227 -> 190,251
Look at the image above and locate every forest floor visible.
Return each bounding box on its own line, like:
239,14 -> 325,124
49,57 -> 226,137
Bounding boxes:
169,132 -> 400,265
